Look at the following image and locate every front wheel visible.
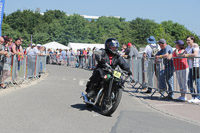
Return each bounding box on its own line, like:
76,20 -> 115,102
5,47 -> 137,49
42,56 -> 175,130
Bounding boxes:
100,88 -> 122,116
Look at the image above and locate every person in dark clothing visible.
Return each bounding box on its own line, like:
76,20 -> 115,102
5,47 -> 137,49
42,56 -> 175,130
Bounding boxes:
86,38 -> 132,98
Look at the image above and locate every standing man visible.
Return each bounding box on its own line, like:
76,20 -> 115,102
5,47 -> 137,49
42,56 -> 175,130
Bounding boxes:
87,47 -> 93,70
155,39 -> 174,99
143,36 -> 160,93
128,43 -> 138,58
127,43 -> 138,83
25,43 -> 32,55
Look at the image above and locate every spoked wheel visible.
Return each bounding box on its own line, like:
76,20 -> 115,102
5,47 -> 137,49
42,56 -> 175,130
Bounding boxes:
101,88 -> 122,116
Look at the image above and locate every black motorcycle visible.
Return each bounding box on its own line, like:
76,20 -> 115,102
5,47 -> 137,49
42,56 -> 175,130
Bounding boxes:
81,63 -> 129,116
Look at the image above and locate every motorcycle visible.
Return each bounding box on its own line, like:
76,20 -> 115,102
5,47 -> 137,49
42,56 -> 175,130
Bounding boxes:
81,62 -> 129,116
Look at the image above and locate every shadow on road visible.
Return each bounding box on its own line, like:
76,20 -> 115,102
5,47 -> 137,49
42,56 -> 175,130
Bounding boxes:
71,103 -> 99,113
123,89 -> 185,103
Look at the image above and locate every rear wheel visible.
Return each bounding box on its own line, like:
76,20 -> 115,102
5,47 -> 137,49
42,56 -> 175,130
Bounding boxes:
100,88 -> 122,116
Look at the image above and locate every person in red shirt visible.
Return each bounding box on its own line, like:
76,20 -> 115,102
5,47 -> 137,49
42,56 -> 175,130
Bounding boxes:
172,40 -> 189,101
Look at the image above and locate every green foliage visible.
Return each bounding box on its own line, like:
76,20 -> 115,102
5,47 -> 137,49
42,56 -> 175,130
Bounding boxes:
2,10 -> 200,48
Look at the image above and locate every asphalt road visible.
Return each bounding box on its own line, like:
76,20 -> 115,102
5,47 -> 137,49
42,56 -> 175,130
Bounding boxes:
0,65 -> 199,133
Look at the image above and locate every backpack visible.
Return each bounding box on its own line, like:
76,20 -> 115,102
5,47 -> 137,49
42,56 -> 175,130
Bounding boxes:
149,44 -> 159,57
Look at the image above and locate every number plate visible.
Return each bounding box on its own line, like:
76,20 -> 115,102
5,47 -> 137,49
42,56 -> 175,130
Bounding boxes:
113,71 -> 121,79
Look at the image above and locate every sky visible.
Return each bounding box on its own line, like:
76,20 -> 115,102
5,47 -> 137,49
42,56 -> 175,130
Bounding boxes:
4,0 -> 200,35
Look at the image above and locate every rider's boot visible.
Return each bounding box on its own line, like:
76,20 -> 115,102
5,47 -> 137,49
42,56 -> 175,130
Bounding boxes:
86,84 -> 98,99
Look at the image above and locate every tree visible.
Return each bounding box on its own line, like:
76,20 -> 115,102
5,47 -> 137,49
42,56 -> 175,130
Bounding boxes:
5,10 -> 42,34
2,9 -> 199,48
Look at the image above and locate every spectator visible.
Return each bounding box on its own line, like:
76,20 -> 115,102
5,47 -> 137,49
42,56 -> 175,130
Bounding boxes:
2,36 -> 12,81
66,49 -> 71,66
19,37 -> 23,45
26,43 -> 32,55
143,36 -> 160,93
83,48 -> 87,68
57,49 -> 62,65
79,49 -> 84,68
27,44 -> 37,77
36,44 -> 44,72
183,35 -> 200,103
128,43 -> 139,58
124,43 -> 138,84
76,49 -> 80,67
122,44 -> 130,59
92,47 -> 97,69
87,47 -> 93,70
70,49 -> 75,67
0,37 -> 10,88
11,38 -> 24,56
172,40 -> 189,101
60,49 -> 66,66
34,44 -> 43,56
11,38 -> 24,74
155,39 -> 174,99
8,38 -> 13,52
41,46 -> 46,55
46,48 -> 51,64
144,36 -> 160,58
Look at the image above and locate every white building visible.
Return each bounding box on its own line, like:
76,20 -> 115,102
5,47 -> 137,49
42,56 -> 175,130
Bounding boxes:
68,42 -> 104,51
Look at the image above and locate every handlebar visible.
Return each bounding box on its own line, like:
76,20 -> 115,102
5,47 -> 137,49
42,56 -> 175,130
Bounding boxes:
104,63 -> 130,76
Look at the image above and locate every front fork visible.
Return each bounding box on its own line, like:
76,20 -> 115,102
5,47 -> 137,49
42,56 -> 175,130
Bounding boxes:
106,77 -> 114,99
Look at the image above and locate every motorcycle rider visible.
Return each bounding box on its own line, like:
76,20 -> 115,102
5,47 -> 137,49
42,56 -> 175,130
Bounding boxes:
86,38 -> 132,99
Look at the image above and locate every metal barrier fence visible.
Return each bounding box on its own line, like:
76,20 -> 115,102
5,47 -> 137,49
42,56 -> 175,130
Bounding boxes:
0,55 -> 46,88
48,54 -> 96,69
129,57 -> 200,99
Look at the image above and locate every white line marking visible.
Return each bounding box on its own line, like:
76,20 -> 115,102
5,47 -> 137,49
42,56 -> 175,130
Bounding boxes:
155,104 -> 184,107
79,80 -> 86,86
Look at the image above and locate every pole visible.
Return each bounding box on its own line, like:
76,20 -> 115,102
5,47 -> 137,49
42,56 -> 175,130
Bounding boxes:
0,0 -> 5,36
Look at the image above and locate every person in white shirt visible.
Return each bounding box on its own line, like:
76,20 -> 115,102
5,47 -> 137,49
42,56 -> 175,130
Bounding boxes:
183,35 -> 200,103
34,44 -> 42,55
144,36 -> 161,58
26,44 -> 32,55
87,47 -> 93,69
143,36 -> 161,93
27,44 -> 37,77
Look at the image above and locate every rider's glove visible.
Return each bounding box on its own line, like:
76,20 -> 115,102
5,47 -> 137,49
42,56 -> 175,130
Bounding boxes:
100,58 -> 106,64
128,71 -> 132,76
114,52 -> 120,58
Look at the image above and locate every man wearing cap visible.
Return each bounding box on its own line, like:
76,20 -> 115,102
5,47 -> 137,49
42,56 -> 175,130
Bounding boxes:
126,43 -> 138,83
172,40 -> 189,101
144,36 -> 160,58
143,36 -> 161,93
155,39 -> 174,99
35,44 -> 43,56
128,43 -> 138,58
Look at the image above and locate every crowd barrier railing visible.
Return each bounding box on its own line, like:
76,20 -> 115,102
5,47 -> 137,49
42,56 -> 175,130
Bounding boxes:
0,55 -> 46,88
130,56 -> 200,99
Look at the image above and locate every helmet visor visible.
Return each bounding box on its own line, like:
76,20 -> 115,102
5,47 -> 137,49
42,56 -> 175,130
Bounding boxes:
109,46 -> 118,51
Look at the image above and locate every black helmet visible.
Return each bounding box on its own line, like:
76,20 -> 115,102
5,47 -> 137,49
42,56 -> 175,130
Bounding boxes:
105,38 -> 119,54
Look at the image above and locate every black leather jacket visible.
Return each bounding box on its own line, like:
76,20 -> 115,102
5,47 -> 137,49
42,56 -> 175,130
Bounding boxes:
95,49 -> 132,74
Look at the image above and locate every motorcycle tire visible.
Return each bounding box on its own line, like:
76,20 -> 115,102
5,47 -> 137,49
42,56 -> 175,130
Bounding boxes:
101,88 -> 122,116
